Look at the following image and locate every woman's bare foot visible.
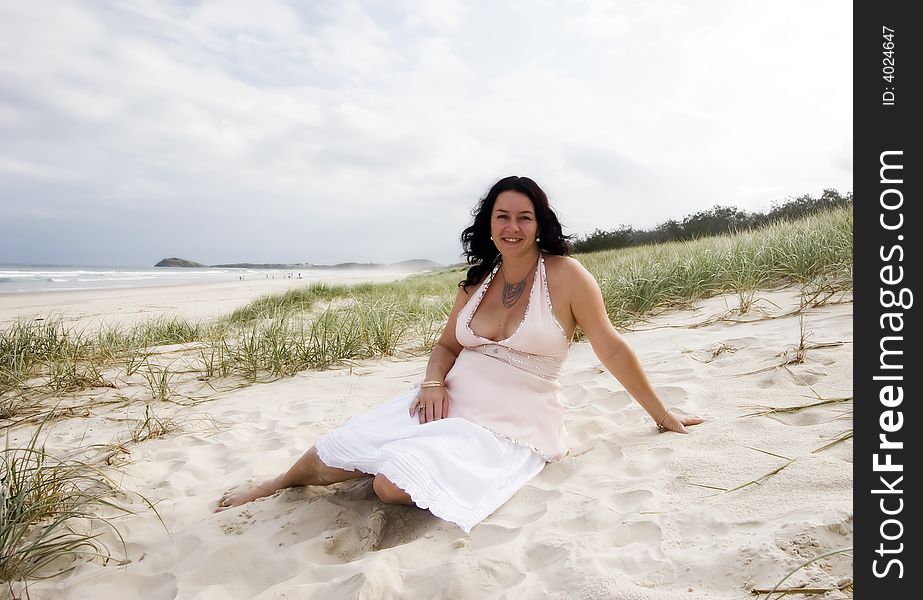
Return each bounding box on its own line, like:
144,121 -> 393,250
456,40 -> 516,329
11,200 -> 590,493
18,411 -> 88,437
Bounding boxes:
215,477 -> 280,512
214,446 -> 368,513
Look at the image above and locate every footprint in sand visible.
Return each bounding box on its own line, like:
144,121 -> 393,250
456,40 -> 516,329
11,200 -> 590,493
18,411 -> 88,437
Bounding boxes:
561,366 -> 607,387
569,438 -> 625,465
747,368 -> 792,390
606,519 -> 663,548
226,408 -> 263,423
596,520 -> 672,575
484,484 -> 557,529
569,389 -> 631,413
786,368 -> 822,385
608,489 -> 654,514
655,385 -> 690,406
524,539 -> 570,569
625,447 -> 672,476
466,523 -> 523,550
540,457 -> 582,485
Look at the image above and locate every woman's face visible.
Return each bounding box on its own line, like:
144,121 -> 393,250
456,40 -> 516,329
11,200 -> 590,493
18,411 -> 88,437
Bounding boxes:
491,190 -> 539,256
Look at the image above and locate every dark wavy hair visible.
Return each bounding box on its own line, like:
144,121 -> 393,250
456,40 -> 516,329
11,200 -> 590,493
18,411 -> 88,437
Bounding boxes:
459,176 -> 571,290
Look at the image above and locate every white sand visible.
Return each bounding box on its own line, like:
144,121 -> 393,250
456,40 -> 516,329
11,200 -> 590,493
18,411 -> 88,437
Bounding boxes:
3,286 -> 853,599
0,270 -> 413,330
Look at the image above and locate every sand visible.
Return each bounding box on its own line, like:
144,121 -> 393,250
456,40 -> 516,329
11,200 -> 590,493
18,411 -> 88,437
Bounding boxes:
1,283 -> 853,599
0,271 -> 413,331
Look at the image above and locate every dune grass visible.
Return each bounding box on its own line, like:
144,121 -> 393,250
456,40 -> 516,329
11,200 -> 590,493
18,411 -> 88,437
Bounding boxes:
0,420 -> 146,591
753,547 -> 853,598
578,207 -> 852,326
0,207 -> 851,411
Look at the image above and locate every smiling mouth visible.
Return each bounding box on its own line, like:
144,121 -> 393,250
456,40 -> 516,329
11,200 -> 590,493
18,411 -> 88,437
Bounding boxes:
501,237 -> 522,243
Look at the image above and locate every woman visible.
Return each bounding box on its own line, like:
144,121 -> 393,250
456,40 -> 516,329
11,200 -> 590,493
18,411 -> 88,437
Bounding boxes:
216,176 -> 703,532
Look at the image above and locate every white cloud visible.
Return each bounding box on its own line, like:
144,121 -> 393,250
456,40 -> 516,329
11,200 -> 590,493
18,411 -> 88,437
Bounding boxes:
403,0 -> 466,32
0,0 -> 852,266
563,0 -> 629,39
0,158 -> 78,182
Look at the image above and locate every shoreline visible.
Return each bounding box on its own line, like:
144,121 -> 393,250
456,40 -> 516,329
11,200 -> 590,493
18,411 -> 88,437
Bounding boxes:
0,270 -> 417,330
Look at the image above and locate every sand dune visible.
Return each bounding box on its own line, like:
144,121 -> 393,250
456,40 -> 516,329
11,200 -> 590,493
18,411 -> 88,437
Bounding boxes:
5,287 -> 853,599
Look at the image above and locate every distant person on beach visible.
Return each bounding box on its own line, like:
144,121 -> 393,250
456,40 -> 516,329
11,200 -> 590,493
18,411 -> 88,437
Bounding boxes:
216,175 -> 703,531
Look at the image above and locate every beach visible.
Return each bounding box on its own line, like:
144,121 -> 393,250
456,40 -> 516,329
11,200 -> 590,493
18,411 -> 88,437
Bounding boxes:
1,280 -> 853,599
0,270 -> 414,330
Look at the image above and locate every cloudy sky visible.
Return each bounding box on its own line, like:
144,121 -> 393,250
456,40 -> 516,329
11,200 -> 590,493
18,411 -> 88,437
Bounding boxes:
0,1 -> 852,267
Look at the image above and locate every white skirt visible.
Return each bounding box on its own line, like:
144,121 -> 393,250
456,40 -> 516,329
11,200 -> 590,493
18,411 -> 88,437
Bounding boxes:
314,386 -> 546,533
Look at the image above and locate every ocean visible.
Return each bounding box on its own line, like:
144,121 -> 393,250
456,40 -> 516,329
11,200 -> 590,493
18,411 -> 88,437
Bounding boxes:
0,265 -> 378,294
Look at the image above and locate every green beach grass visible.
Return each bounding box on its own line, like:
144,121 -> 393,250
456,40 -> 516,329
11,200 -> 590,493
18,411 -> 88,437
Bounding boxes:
578,206 -> 852,326
1,206 -> 851,407
1,418 -> 158,594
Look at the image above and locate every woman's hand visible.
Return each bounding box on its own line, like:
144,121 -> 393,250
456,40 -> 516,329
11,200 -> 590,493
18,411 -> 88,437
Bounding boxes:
410,385 -> 449,424
656,410 -> 704,434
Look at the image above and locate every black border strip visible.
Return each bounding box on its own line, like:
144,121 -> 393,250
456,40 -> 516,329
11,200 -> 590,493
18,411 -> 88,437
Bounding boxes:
854,0 -> 920,594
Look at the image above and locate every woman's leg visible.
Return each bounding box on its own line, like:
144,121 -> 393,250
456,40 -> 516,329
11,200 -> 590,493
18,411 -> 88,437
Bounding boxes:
372,474 -> 414,505
216,446 -> 368,511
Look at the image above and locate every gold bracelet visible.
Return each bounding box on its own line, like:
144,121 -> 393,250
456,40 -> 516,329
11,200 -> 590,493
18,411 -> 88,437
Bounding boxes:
420,380 -> 445,388
657,410 -> 671,432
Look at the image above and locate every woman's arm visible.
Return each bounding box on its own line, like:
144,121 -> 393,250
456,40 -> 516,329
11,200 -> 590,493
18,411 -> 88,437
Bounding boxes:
566,260 -> 703,433
412,285 -> 469,423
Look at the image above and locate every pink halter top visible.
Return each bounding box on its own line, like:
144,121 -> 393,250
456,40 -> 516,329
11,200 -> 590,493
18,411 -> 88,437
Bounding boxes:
444,253 -> 571,461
